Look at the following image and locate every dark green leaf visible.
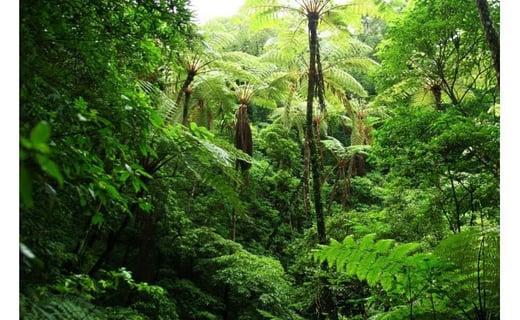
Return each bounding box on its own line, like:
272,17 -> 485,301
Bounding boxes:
91,212 -> 104,225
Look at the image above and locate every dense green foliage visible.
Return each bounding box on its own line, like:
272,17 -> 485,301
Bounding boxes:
20,0 -> 499,319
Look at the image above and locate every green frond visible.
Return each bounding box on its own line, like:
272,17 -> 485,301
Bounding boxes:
245,0 -> 301,31
324,68 -> 368,97
371,77 -> 424,107
192,72 -> 236,112
268,25 -> 308,54
328,0 -> 386,32
21,294 -> 103,320
338,57 -> 380,73
221,51 -> 261,66
344,36 -> 376,55
345,247 -> 364,275
345,144 -> 371,155
260,48 -> 291,66
434,226 -> 499,290
321,136 -> 370,160
366,255 -> 385,286
193,136 -> 234,168
320,7 -> 351,30
357,251 -> 377,280
255,63 -> 282,83
374,238 -> 395,253
200,171 -> 246,215
388,242 -> 421,262
200,30 -> 237,51
138,79 -> 179,123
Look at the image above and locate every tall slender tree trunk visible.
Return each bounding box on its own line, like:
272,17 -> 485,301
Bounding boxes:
306,12 -> 339,320
89,211 -> 132,276
475,0 -> 500,86
431,83 -> 442,110
235,103 -> 253,172
168,71 -> 195,125
306,13 -> 326,248
134,212 -> 157,283
182,87 -> 193,126
303,139 -> 312,220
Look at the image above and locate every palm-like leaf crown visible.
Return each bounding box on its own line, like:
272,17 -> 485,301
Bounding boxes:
261,26 -> 379,140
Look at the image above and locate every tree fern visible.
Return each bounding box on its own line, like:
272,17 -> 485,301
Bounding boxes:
314,227 -> 499,319
138,79 -> 178,124
21,294 -> 103,320
434,226 -> 499,319
316,234 -> 438,301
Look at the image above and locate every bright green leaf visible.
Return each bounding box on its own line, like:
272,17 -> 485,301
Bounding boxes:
30,121 -> 51,145
131,178 -> 141,193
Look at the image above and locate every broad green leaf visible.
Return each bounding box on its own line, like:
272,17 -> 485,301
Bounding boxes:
132,177 -> 141,193
20,137 -> 32,150
30,121 -> 51,145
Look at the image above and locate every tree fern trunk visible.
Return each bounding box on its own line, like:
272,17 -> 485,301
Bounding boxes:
306,12 -> 338,320
303,139 -> 312,220
235,103 -> 253,172
170,71 -> 195,124
475,0 -> 499,86
431,83 -> 442,110
135,212 -> 157,283
182,86 -> 192,126
88,213 -> 132,276
306,12 -> 324,248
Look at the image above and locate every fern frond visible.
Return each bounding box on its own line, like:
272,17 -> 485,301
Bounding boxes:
324,69 -> 367,98
138,79 -> 178,122
366,255 -> 385,286
201,30 -> 237,51
374,239 -> 396,253
22,294 -> 102,320
388,242 -> 421,262
359,233 -> 377,251
357,251 -> 377,280
246,0 -> 303,31
346,247 -> 365,276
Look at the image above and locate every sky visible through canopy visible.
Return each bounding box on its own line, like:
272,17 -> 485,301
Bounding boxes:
188,0 -> 382,25
189,0 -> 246,24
